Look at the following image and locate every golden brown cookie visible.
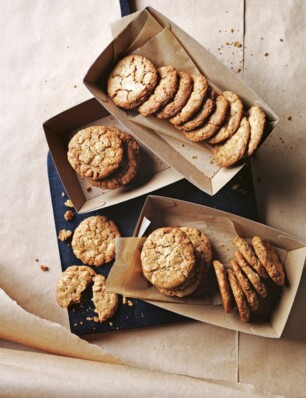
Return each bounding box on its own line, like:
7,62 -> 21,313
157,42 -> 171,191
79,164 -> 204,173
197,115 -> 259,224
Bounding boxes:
67,126 -> 124,180
183,94 -> 229,141
213,260 -> 232,313
180,227 -> 212,272
72,216 -> 121,266
107,55 -> 158,109
141,227 -> 196,290
252,236 -> 286,286
234,251 -> 267,298
170,74 -> 208,126
56,265 -> 96,308
227,269 -> 250,322
87,132 -> 140,190
138,66 -> 179,116
231,259 -> 259,311
92,274 -> 119,323
247,106 -> 266,156
156,71 -> 193,119
232,236 -> 268,279
208,91 -> 243,144
213,117 -> 250,168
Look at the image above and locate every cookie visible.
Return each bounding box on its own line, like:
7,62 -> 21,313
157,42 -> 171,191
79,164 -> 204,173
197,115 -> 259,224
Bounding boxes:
247,106 -> 266,156
156,71 -> 193,119
231,260 -> 259,311
87,132 -> 140,190
213,117 -> 250,167
56,265 -> 96,308
183,94 -> 229,141
67,126 -> 124,180
252,236 -> 286,286
213,260 -> 232,313
107,55 -> 158,109
138,66 -> 179,116
234,251 -> 267,298
227,269 -> 250,322
141,227 -> 196,290
208,91 -> 243,144
72,216 -> 121,266
170,74 -> 208,126
176,88 -> 216,132
92,274 -> 119,323
232,236 -> 268,279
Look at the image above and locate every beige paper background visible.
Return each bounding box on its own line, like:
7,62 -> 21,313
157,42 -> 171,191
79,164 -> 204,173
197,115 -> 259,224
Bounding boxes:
1,0 -> 306,396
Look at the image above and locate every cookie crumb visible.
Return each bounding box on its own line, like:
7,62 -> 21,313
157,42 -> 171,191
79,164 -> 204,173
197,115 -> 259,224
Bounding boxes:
264,52 -> 269,57
192,156 -> 198,159
122,296 -> 127,305
127,300 -> 134,307
74,85 -> 77,88
40,265 -> 49,272
109,322 -> 113,327
58,229 -> 73,241
86,317 -> 94,321
280,38 -> 284,42
232,184 -> 240,191
287,116 -> 292,121
64,210 -> 75,221
231,28 -> 234,33
61,192 -> 65,197
86,186 -> 92,192
64,199 -> 74,208
236,68 -> 241,73
234,41 -> 242,48
35,258 -> 39,262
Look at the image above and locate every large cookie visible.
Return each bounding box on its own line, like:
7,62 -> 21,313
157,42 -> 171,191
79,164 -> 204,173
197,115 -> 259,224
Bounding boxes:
138,66 -> 179,116
231,259 -> 259,311
72,216 -> 121,266
247,106 -> 266,156
213,260 -> 232,313
67,126 -> 124,180
107,55 -> 158,109
92,274 -> 119,323
141,227 -> 196,290
227,269 -> 250,323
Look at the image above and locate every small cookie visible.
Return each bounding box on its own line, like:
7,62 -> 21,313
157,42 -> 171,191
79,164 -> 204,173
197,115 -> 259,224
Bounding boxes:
56,265 -> 96,308
67,126 -> 124,180
141,227 -> 196,290
252,236 -> 286,286
232,236 -> 268,279
92,274 -> 119,323
234,251 -> 267,298
247,106 -> 266,156
107,55 -> 158,109
87,132 -> 140,190
227,269 -> 250,322
138,66 -> 179,116
231,260 -> 259,311
209,91 -> 243,144
213,260 -> 232,313
72,216 -> 121,266
213,117 -> 250,168
183,94 -> 229,141
170,74 -> 208,125
156,72 -> 193,119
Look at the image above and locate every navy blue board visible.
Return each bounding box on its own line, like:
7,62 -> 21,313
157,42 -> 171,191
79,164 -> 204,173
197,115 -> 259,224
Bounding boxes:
48,152 -> 258,336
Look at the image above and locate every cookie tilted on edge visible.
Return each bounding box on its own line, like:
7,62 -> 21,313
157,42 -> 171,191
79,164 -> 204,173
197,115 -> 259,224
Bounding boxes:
213,260 -> 233,314
227,268 -> 250,323
247,106 -> 266,156
231,259 -> 259,311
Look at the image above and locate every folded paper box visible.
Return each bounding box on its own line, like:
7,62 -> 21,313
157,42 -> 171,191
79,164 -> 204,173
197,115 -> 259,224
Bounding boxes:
84,7 -> 279,195
107,195 -> 306,338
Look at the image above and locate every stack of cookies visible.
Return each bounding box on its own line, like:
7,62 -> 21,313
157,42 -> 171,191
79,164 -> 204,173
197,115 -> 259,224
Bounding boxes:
67,125 -> 140,190
213,235 -> 286,322
107,54 -> 267,168
140,226 -> 212,298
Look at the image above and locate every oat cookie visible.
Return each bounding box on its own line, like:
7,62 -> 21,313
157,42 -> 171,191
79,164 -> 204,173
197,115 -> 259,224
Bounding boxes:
180,227 -> 212,272
107,55 -> 158,109
156,71 -> 193,119
56,265 -> 96,308
209,91 -> 243,144
227,269 -> 250,322
213,117 -> 250,167
252,236 -> 286,286
72,216 -> 121,266
232,236 -> 268,278
170,74 -> 208,126
67,126 -> 124,180
92,274 -> 119,323
231,260 -> 259,311
183,94 -> 229,141
213,260 -> 232,313
247,106 -> 266,156
87,132 -> 140,190
138,66 -> 179,116
234,251 -> 267,297
141,227 -> 196,290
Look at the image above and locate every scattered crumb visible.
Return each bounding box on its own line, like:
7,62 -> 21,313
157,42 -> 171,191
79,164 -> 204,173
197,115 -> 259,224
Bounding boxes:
264,52 -> 269,57
232,184 -> 240,191
231,28 -> 234,33
182,144 -> 185,147
236,68 -> 241,73
61,192 -> 65,197
80,322 -> 83,325
122,296 -> 127,305
280,38 -> 284,42
35,258 -> 39,262
74,85 -> 77,88
192,156 -> 198,159
86,186 -> 92,192
64,210 -> 75,221
287,116 -> 292,121
86,317 -> 94,321
74,323 -> 77,326
58,229 -> 73,241
40,265 -> 49,272
64,199 -> 74,208
234,41 -> 242,48
127,300 -> 134,307
261,37 -> 264,40
109,322 -> 113,327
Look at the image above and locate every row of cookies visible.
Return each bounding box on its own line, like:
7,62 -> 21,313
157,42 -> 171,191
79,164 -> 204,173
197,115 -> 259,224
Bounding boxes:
67,126 -> 140,190
107,55 -> 267,167
213,236 -> 286,322
140,226 -> 212,298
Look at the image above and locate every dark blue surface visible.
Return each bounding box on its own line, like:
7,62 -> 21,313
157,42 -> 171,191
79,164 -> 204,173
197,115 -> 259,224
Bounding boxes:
47,152 -> 258,336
